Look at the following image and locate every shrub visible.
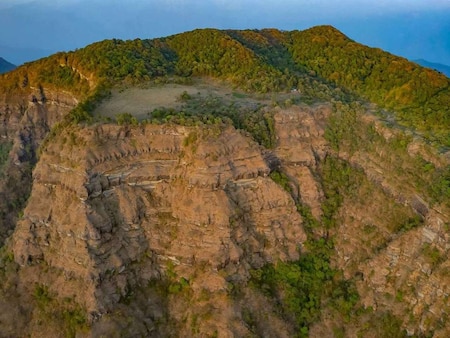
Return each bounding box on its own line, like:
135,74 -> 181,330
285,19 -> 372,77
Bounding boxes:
116,112 -> 138,126
270,170 -> 292,193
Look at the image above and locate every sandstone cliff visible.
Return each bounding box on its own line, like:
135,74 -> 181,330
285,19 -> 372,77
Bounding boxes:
0,88 -> 78,244
8,120 -> 307,336
1,101 -> 446,337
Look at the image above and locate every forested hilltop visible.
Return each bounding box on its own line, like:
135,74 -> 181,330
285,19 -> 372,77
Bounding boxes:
1,25 -> 449,146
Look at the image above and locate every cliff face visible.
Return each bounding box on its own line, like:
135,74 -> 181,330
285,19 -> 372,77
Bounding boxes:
0,92 -> 447,337
0,88 -> 78,243
1,101 -> 448,337
9,120 -> 308,336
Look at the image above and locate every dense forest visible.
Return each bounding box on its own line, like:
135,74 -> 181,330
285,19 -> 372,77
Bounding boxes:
288,26 -> 450,145
1,25 -> 448,145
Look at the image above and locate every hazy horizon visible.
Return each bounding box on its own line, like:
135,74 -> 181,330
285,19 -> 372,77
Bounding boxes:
1,0 -> 449,66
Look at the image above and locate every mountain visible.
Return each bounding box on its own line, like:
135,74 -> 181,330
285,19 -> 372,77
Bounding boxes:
0,26 -> 449,337
0,57 -> 16,73
0,44 -> 54,66
413,59 -> 450,77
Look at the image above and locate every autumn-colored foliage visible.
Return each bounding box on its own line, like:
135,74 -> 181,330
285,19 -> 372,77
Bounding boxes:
1,26 -> 448,144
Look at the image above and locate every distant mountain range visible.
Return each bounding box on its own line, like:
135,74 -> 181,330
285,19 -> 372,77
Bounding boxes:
413,59 -> 450,77
0,57 -> 16,74
0,45 -> 54,66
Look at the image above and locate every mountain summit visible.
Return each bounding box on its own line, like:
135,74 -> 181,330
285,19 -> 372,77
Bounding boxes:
0,26 -> 449,337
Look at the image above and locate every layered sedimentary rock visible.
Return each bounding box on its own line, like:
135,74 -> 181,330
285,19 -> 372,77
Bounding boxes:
11,122 -> 307,334
0,88 -> 78,242
3,103 -> 449,336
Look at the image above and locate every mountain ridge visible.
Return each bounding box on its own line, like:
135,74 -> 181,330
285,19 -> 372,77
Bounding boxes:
0,25 -> 449,337
0,56 -> 16,74
1,26 -> 448,145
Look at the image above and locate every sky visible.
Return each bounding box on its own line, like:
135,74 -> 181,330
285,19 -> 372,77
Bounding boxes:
0,0 -> 449,66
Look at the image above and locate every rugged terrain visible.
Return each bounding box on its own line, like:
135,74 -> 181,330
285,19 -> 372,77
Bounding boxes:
0,26 -> 449,337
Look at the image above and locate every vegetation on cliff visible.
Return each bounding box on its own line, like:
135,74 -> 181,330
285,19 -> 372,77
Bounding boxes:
2,25 -> 448,145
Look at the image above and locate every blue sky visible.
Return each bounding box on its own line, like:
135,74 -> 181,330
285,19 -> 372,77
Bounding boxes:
1,0 -> 449,65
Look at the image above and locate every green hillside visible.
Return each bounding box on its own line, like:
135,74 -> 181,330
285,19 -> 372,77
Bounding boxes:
1,26 -> 449,145
288,26 -> 450,145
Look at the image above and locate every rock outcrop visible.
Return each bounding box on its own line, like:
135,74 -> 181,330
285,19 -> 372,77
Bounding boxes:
10,122 -> 307,335
0,88 -> 78,243
1,102 -> 448,337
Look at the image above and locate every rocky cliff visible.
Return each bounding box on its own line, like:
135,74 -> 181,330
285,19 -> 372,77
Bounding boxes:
1,101 -> 447,337
6,119 -> 308,336
0,87 -> 78,244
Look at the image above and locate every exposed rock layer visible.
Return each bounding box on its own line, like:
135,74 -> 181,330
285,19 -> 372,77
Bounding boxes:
0,89 -> 78,243
1,103 -> 449,337
11,121 -> 308,335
